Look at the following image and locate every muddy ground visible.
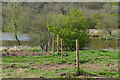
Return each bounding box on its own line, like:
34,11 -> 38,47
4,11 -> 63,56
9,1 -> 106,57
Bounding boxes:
1,51 -> 53,57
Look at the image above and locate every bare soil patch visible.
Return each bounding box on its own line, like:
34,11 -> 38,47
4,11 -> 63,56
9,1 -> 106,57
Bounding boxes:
32,63 -> 73,71
1,51 -> 53,57
3,63 -> 73,72
3,63 -> 16,69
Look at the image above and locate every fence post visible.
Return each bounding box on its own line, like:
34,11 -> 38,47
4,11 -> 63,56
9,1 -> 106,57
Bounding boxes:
57,35 -> 59,54
52,37 -> 54,54
76,39 -> 79,70
44,45 -> 46,52
48,40 -> 50,55
61,38 -> 63,58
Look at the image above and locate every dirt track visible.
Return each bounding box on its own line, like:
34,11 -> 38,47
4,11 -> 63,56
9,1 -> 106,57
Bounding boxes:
1,51 -> 53,57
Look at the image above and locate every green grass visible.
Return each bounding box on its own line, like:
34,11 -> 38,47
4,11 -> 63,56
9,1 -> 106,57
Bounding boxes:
2,50 -> 119,78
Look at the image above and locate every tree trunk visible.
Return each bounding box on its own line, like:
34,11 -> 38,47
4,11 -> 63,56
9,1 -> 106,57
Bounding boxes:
15,32 -> 21,46
14,22 -> 21,46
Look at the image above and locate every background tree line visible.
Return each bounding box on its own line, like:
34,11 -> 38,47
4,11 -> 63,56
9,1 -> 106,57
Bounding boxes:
2,2 -> 119,50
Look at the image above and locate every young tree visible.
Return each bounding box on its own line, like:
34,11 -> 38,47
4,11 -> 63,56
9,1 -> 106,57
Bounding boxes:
47,9 -> 89,51
3,2 -> 30,45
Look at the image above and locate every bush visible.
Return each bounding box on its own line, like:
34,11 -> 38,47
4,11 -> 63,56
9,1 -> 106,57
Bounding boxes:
47,8 -> 90,51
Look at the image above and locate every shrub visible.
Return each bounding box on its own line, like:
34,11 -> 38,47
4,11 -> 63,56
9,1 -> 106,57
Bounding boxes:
47,8 -> 90,51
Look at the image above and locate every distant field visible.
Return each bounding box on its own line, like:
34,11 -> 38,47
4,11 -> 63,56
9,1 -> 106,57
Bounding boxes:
2,50 -> 119,78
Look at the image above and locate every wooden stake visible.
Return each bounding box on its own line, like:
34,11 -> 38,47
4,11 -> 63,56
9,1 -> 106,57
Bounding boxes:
52,37 -> 54,54
48,40 -> 50,54
44,45 -> 46,52
61,38 -> 63,58
76,39 -> 79,69
57,35 -> 59,54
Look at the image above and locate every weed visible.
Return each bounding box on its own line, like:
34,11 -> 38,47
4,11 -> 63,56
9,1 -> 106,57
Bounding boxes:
2,49 -> 8,52
99,49 -> 108,53
91,51 -> 95,53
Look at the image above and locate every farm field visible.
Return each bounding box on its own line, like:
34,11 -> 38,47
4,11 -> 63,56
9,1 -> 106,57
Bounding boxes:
1,50 -> 119,78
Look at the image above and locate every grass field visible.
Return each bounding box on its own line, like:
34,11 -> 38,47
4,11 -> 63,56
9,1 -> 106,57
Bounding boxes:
2,50 -> 119,78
